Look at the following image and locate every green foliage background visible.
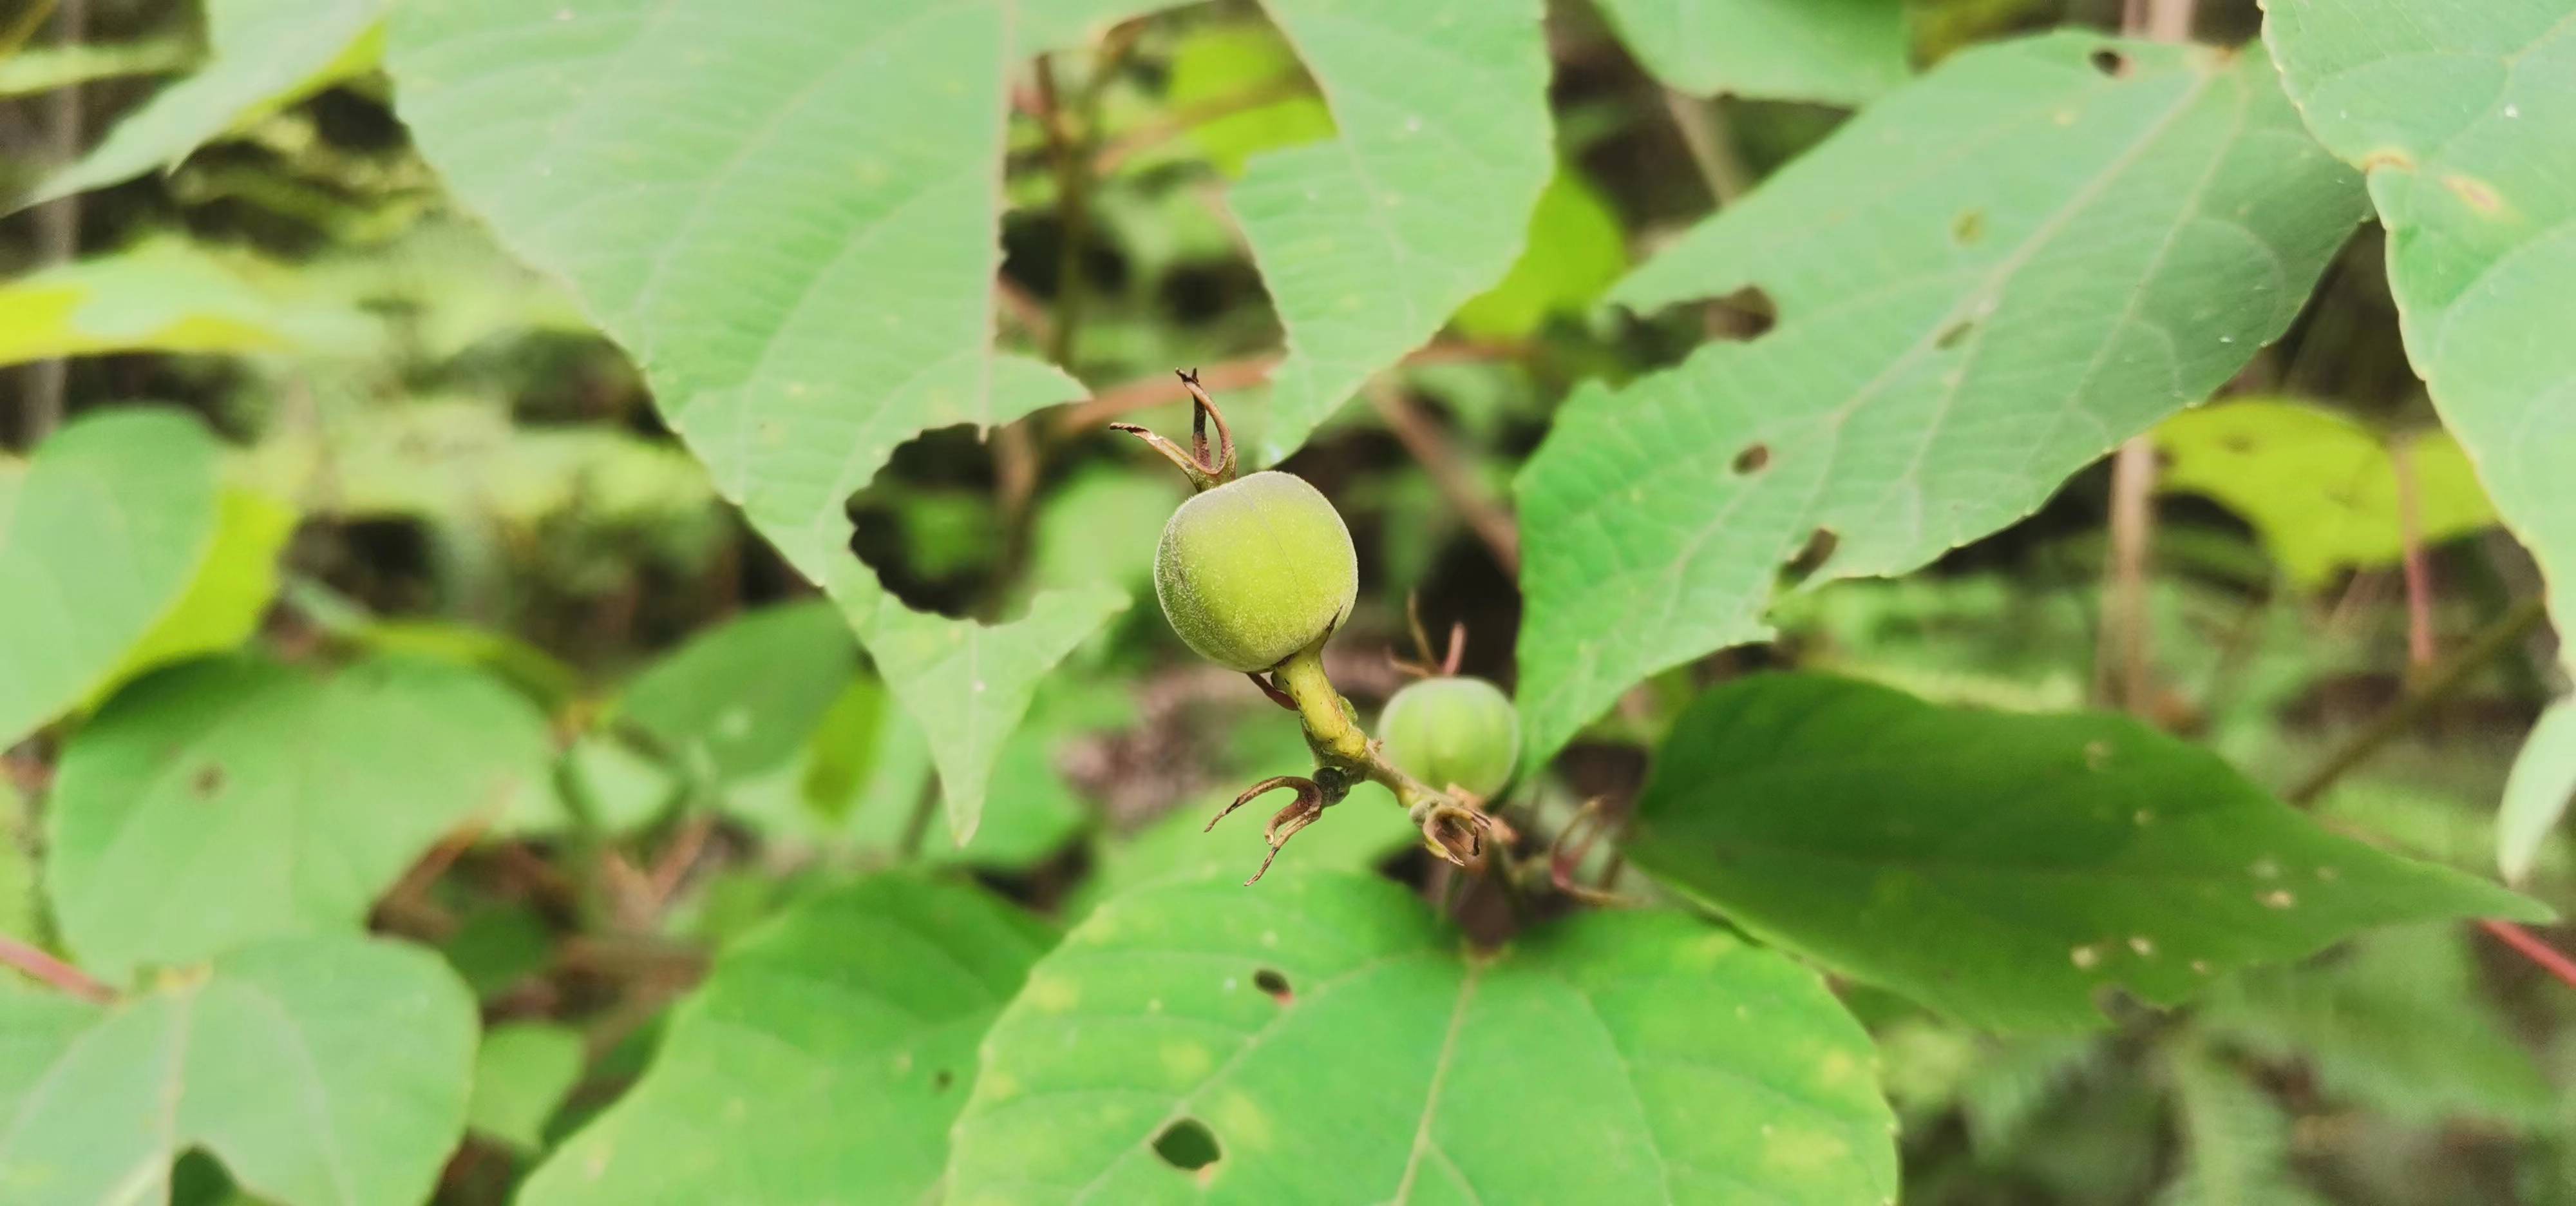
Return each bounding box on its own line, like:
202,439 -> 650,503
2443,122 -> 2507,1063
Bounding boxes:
2,0 -> 2573,1202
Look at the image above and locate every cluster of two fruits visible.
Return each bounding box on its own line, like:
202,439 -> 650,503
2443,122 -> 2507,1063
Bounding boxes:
1124,373 -> 1520,883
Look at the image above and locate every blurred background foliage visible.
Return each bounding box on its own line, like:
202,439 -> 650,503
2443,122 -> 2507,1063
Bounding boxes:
2,0 -> 2571,1202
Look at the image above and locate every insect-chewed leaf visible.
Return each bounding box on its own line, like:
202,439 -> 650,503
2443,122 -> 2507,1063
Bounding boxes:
1513,34 -> 2366,770
949,872 -> 1895,1204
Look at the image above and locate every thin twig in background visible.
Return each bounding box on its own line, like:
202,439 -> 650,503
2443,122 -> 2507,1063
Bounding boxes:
2479,919 -> 2576,991
994,277 -> 1053,347
896,779 -> 942,859
1660,90 -> 1750,207
2391,434 -> 2437,671
2092,0 -> 2196,714
2096,436 -> 2157,713
2286,595 -> 2548,805
2125,0 -> 2196,41
1093,77 -> 1306,175
645,810 -> 718,905
1365,381 -> 1520,575
23,0 -> 85,445
0,932 -> 112,1003
996,32 -> 1142,587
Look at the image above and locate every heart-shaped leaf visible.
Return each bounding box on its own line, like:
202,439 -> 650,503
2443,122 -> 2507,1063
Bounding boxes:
0,934 -> 476,1206
0,407 -> 221,745
46,655 -> 556,981
383,0 -> 1135,841
949,872 -> 1896,1203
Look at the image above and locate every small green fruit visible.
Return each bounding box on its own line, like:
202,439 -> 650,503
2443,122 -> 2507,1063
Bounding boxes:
1154,470 -> 1358,672
1378,676 -> 1520,799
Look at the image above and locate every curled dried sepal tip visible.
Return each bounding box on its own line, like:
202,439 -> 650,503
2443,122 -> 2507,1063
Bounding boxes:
1110,367 -> 1237,493
1412,795 -> 1497,870
1208,767 -> 1352,885
1390,593 -> 1467,680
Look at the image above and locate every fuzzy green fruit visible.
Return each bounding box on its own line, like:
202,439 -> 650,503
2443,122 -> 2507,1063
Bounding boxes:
1378,675 -> 1520,799
1153,470 -> 1358,672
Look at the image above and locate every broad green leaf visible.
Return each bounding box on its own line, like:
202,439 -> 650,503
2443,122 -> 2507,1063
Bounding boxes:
0,38 -> 197,99
1592,0 -> 1910,105
0,239 -> 341,365
618,600 -> 857,787
2201,925 -> 2557,1127
385,0 -> 1135,840
2499,698 -> 2576,885
520,876 -> 1054,1205
2264,1 -> 2576,676
25,0 -> 385,206
1515,35 -> 2366,769
828,559 -> 1126,845
1449,164 -> 1629,340
86,487 -> 298,709
1625,674 -> 2548,1031
46,655 -> 556,981
274,403 -> 720,537
467,1022 -> 587,1152
0,934 -> 475,1206
951,873 -> 1895,1203
1236,0 -> 1555,461
0,407 -> 220,745
2153,399 -> 2495,586
1162,22 -> 1334,177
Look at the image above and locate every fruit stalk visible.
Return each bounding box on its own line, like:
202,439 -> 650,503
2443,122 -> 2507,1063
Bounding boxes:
1273,647 -> 1489,863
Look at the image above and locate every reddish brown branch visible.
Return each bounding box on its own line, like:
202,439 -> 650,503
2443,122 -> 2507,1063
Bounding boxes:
0,933 -> 113,1004
2478,919 -> 2576,992
1366,381 -> 1521,575
2391,436 -> 2436,671
1094,77 -> 1308,175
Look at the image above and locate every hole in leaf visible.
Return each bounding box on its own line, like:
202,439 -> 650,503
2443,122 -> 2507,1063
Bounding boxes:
1784,527 -> 1840,587
845,424 -> 1014,622
2090,48 -> 2129,77
1951,209 -> 1985,245
1253,968 -> 1292,1003
1935,321 -> 1975,350
1731,445 -> 1770,475
191,764 -> 225,799
1153,1118 -> 1222,1171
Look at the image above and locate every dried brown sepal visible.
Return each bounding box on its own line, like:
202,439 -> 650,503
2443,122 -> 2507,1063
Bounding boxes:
1111,368 -> 1237,493
1412,796 -> 1496,870
1251,790 -> 1328,885
1206,774 -> 1317,834
1546,796 -> 1642,906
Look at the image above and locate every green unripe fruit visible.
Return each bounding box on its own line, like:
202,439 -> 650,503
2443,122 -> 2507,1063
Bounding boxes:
1378,676 -> 1520,799
1153,470 -> 1358,672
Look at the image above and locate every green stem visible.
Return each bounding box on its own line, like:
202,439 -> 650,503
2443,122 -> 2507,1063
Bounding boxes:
1271,646 -> 1470,830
